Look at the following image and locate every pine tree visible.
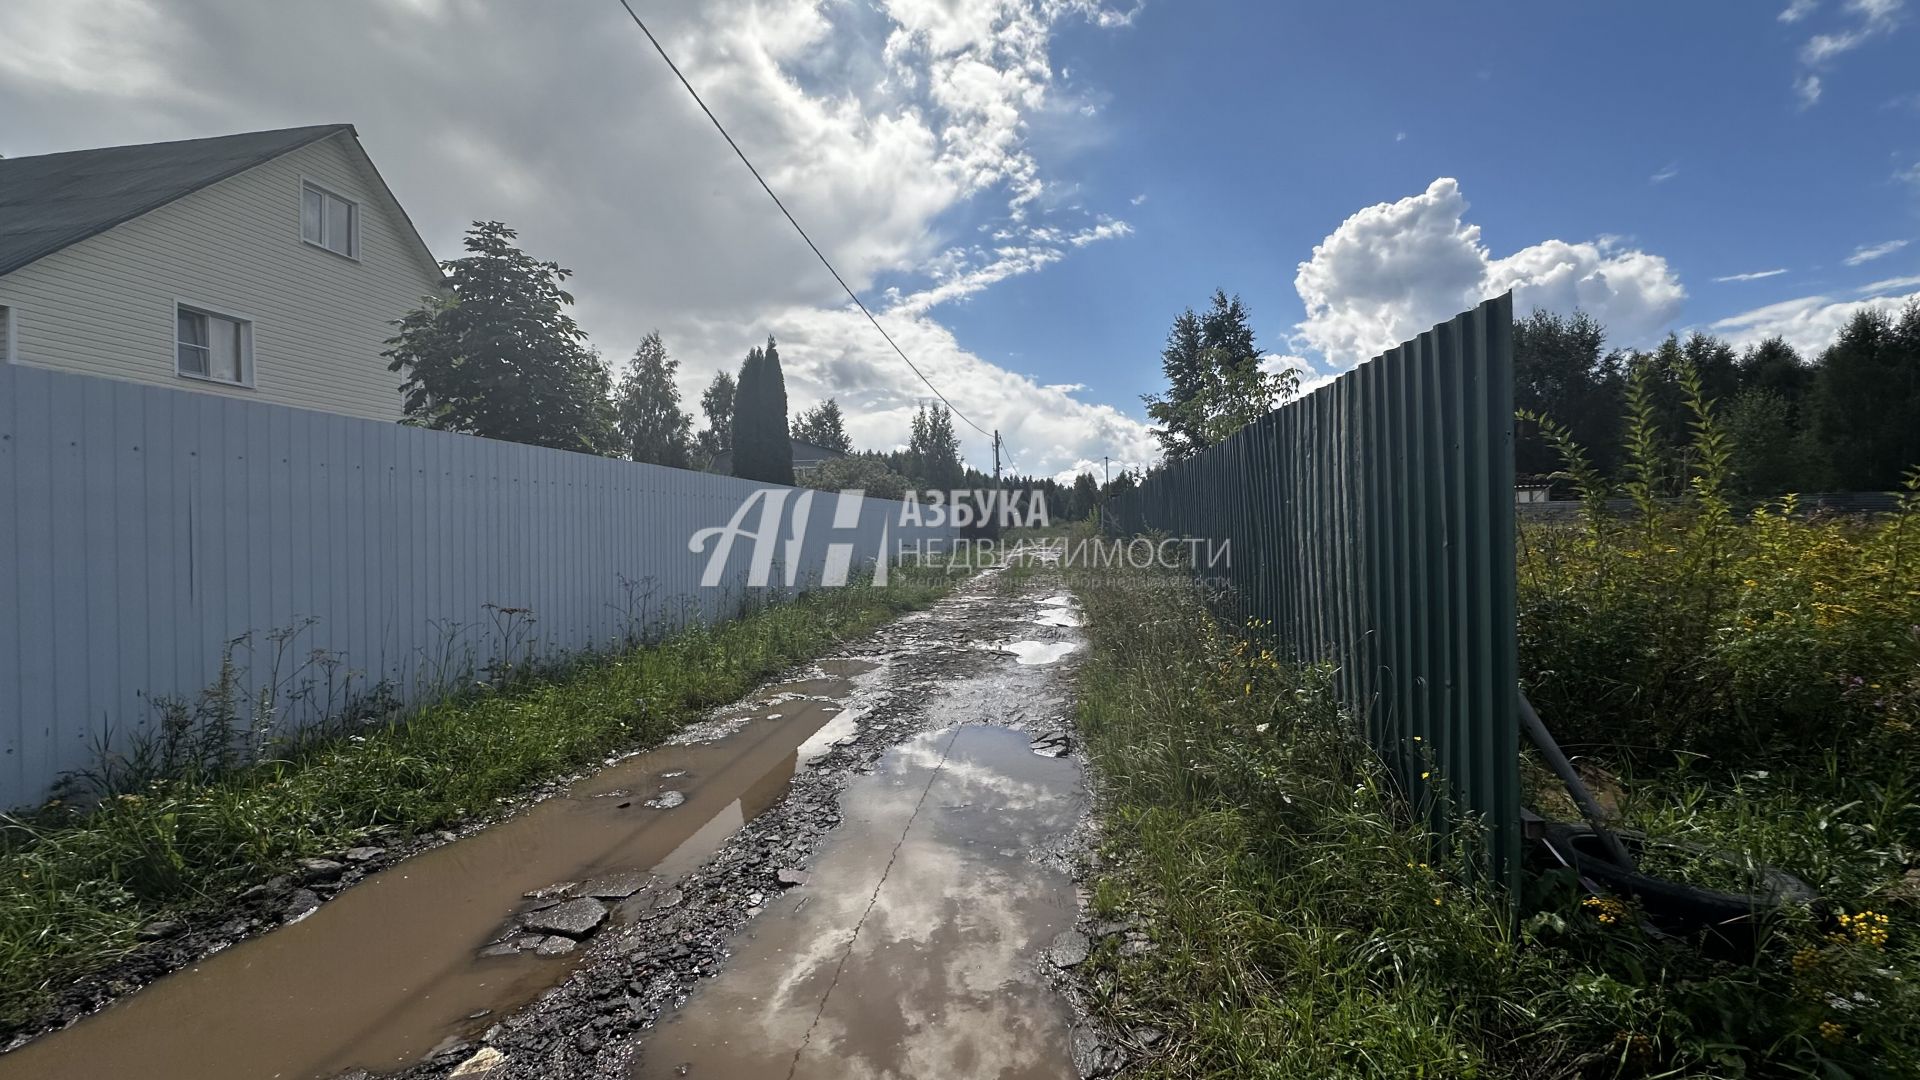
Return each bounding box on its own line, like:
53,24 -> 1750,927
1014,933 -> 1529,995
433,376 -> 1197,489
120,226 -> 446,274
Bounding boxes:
791,399 -> 852,452
612,331 -> 693,467
1142,290 -> 1288,460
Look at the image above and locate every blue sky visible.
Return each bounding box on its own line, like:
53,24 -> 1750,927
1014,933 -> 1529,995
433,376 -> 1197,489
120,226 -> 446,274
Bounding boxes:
3,0 -> 1916,478
931,0 -> 1920,429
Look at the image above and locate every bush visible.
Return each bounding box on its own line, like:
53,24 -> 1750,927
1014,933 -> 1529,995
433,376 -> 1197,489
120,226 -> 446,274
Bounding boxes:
1076,561 -> 1920,1078
1519,359 -> 1920,764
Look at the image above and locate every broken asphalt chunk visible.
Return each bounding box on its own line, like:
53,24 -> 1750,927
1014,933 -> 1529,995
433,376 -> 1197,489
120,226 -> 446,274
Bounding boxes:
579,871 -> 649,900
522,897 -> 608,939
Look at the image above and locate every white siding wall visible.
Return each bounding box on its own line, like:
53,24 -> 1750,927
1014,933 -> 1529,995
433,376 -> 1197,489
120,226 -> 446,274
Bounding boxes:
0,133 -> 443,422
0,362 -> 960,808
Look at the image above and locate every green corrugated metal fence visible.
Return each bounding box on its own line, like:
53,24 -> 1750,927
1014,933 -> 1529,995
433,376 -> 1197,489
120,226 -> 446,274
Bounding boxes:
1106,294 -> 1519,884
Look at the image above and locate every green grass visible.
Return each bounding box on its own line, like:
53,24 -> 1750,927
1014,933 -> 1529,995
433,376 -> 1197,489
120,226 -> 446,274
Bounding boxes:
0,569 -> 956,1034
1070,562 -> 1920,1079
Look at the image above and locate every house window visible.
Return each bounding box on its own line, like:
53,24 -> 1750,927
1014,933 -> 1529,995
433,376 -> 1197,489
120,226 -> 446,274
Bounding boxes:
176,305 -> 252,386
301,181 -> 358,258
0,305 -> 13,363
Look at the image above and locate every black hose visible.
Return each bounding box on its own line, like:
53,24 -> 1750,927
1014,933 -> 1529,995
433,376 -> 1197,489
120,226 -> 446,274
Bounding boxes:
1518,691 -> 1636,870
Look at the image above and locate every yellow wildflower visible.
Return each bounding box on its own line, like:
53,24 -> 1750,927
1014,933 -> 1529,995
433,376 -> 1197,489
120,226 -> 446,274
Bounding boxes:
1837,910 -> 1890,949
1582,896 -> 1630,926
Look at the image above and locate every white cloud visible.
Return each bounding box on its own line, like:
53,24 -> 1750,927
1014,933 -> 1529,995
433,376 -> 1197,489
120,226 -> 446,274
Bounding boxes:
1129,192 -> 1147,205
1789,0 -> 1904,105
1802,29 -> 1870,62
884,217 -> 1131,315
1714,268 -> 1790,282
0,0 -> 1145,477
1068,219 -> 1132,246
1844,238 -> 1910,264
677,300 -> 1158,474
1860,274 -> 1920,294
1649,162 -> 1680,183
1292,178 -> 1687,368
1394,131 -> 1407,142
1711,288 -> 1920,354
1850,0 -> 1904,21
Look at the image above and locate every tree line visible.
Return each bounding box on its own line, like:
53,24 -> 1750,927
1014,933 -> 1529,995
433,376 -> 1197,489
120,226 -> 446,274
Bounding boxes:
382,220 -> 1018,493
1139,284 -> 1920,495
1511,305 -> 1920,494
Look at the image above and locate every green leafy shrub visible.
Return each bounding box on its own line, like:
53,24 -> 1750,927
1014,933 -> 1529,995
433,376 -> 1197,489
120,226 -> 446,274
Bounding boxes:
1077,560 -> 1920,1078
1518,358 -> 1920,764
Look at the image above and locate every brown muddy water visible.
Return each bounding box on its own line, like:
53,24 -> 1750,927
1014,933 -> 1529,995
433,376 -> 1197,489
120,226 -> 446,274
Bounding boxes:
1,661 -> 879,1080
633,723 -> 1083,1080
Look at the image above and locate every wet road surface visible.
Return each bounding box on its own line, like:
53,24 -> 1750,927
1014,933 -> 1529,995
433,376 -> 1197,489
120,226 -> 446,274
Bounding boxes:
2,563 -> 1091,1080
1,665 -> 881,1080
633,724 -> 1082,1080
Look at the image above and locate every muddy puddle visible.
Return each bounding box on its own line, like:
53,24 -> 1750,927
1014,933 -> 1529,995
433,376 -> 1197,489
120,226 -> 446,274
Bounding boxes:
633,724 -> 1083,1080
1,661 -> 880,1080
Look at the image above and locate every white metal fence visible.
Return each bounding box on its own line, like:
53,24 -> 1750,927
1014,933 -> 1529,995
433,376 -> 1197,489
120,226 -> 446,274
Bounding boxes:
0,363 -> 956,807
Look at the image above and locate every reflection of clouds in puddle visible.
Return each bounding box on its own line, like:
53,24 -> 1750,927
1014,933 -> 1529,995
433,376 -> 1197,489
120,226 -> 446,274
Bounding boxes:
637,726 -> 1080,1080
795,706 -> 865,767
1032,608 -> 1082,628
997,640 -> 1079,666
1037,595 -> 1074,607
890,742 -> 1063,813
645,799 -> 742,883
786,730 -> 1076,1078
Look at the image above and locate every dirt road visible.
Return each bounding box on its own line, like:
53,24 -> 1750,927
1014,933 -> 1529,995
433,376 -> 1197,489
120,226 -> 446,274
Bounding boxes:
4,562 -> 1095,1080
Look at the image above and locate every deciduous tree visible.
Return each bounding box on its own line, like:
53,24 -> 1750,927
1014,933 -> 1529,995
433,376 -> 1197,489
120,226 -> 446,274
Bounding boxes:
906,404 -> 963,491
612,331 -> 692,468
1809,303 -> 1920,490
384,221 -> 614,454
694,370 -> 735,466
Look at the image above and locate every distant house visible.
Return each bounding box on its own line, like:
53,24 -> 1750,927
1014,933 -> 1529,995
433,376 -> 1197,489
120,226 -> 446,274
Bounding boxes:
708,437 -> 849,479
0,125 -> 444,421
1515,474 -> 1554,503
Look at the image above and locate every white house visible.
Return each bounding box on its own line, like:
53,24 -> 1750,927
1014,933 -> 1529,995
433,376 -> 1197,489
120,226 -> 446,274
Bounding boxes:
0,125 -> 444,422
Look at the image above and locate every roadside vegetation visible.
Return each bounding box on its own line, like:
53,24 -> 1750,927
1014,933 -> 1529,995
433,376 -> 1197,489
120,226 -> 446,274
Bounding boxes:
0,569 -> 954,1034
1073,333 -> 1920,1075
1073,550 -> 1919,1077
1069,293 -> 1920,1078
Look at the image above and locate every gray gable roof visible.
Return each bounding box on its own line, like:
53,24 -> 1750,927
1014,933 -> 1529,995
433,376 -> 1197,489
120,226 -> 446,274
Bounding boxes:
0,124 -> 353,278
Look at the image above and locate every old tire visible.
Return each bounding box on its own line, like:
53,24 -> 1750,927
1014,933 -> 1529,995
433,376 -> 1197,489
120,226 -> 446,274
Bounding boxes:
1542,823 -> 1817,945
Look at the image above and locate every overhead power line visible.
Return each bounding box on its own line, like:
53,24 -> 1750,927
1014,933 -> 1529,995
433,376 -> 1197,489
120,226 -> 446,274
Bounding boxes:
612,0 -> 995,441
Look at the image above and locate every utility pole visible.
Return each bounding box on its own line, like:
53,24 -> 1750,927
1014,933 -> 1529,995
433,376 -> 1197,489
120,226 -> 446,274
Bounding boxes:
992,429 -> 1002,486
1100,455 -> 1110,532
